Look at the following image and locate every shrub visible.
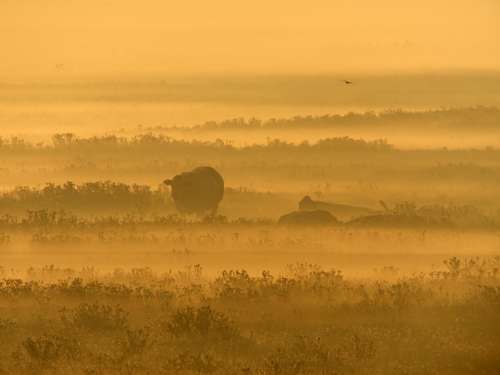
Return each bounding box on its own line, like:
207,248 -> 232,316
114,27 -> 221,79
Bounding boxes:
166,351 -> 222,374
117,328 -> 151,362
19,334 -> 80,369
61,303 -> 128,332
165,305 -> 238,340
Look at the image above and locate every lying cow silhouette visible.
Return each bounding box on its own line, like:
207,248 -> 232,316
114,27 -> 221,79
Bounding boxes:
299,195 -> 375,220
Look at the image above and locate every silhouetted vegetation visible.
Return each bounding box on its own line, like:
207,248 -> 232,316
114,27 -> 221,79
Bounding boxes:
0,179 -> 498,231
147,106 -> 500,132
0,259 -> 498,374
0,182 -> 297,218
0,133 -> 394,156
0,181 -> 169,215
2,132 -> 500,216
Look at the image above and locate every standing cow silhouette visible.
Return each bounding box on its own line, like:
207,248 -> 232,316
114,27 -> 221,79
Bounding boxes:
164,166 -> 224,216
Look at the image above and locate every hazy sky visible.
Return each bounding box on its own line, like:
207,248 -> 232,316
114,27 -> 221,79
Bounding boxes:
2,0 -> 499,79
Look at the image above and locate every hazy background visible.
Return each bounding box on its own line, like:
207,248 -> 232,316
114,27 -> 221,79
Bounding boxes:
2,0 -> 499,138
2,74 -> 500,142
2,0 -> 499,77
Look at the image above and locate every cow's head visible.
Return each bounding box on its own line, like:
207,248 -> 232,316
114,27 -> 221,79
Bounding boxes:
300,196 -> 313,204
299,195 -> 315,210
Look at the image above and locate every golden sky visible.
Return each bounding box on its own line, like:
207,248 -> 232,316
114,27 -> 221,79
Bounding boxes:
2,0 -> 499,78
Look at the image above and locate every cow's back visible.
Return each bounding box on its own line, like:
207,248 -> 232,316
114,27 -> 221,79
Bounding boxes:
169,166 -> 224,214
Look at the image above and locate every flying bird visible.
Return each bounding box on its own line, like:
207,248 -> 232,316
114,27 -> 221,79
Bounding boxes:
343,80 -> 353,85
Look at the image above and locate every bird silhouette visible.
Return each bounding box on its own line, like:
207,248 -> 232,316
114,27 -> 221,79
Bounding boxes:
343,80 -> 353,85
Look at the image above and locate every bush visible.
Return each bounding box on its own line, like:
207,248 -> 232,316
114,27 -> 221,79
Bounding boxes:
61,303 -> 129,333
165,305 -> 239,340
19,334 -> 80,369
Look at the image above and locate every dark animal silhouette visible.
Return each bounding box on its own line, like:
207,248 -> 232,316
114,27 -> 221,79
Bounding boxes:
278,210 -> 338,225
299,196 -> 375,220
164,166 -> 224,215
343,80 -> 353,84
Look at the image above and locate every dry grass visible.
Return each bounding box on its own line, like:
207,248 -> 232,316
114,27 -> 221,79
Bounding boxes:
0,258 -> 498,374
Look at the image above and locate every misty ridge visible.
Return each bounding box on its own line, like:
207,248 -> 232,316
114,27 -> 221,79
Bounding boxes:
1,107 -> 500,159
1,136 -> 500,187
1,132 -> 393,154
145,106 -> 500,132
3,73 -> 500,144
134,106 -> 500,149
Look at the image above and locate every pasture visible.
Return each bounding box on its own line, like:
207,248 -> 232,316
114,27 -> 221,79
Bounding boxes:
0,109 -> 499,373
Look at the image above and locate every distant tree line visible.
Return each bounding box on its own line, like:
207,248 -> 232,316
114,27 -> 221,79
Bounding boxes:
143,106 -> 500,132
0,134 -> 394,156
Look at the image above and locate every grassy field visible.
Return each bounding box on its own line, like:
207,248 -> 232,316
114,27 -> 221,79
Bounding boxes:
0,256 -> 498,375
0,211 -> 498,374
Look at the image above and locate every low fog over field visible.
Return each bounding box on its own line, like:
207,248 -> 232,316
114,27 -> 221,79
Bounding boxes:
1,0 -> 499,373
